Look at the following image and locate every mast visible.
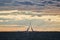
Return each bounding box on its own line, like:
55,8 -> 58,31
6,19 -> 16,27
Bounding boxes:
26,20 -> 33,32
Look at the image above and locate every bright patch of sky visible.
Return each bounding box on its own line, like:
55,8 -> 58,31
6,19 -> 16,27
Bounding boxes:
0,15 -> 60,27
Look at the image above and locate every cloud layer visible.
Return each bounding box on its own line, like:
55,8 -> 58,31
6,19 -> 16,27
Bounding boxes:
0,0 -> 60,7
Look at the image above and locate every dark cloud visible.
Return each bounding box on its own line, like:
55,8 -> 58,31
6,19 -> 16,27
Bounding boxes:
0,0 -> 12,3
14,1 -> 35,6
0,0 -> 12,6
0,0 -> 60,9
14,0 -> 60,7
56,4 -> 60,7
0,3 -> 5,6
47,1 -> 55,4
56,0 -> 60,1
13,1 -> 46,6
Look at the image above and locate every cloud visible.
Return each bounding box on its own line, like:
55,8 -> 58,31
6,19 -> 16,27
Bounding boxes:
0,0 -> 60,11
0,18 -> 13,20
0,19 -> 46,26
0,0 -> 12,3
56,4 -> 60,7
0,17 -> 14,22
14,1 -> 35,6
13,0 -> 60,7
56,0 -> 60,1
0,19 -> 59,27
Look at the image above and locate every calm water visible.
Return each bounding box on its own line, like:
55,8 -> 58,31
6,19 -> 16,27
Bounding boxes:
0,31 -> 60,40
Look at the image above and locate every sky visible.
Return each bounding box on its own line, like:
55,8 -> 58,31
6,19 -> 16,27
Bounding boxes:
0,0 -> 60,7
0,0 -> 60,11
0,0 -> 60,27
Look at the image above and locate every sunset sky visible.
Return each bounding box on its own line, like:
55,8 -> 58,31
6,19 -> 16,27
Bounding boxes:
0,0 -> 60,26
0,0 -> 60,31
0,0 -> 60,9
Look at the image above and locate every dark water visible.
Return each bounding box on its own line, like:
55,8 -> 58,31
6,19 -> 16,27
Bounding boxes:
0,31 -> 60,40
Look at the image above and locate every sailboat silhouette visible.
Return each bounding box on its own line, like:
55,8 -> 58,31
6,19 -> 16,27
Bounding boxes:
26,20 -> 33,32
